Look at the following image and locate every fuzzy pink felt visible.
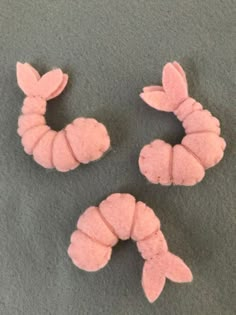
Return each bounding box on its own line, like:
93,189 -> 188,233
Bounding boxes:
137,230 -> 168,260
68,193 -> 192,303
139,61 -> 226,186
142,252 -> 192,303
99,193 -> 136,240
68,230 -> 112,272
139,140 -> 172,185
131,201 -> 160,241
33,130 -> 57,168
172,144 -> 205,186
21,125 -> 50,154
65,118 -> 110,164
52,130 -> 79,172
18,114 -> 46,136
16,62 -> 110,171
77,206 -> 118,246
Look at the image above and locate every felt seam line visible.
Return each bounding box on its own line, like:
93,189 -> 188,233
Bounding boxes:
23,96 -> 46,108
181,104 -> 199,121
30,128 -> 51,154
181,108 -> 202,122
49,132 -> 57,168
186,130 -> 220,136
22,108 -> 46,115
20,123 -> 45,137
96,207 -> 119,240
172,97 -> 189,112
19,113 -> 44,117
129,203 -> 138,238
64,129 -> 80,164
181,144 -> 204,169
77,228 -> 110,248
138,227 -> 160,243
174,98 -> 195,113
32,128 -> 52,154
174,100 -> 197,121
51,132 -> 58,169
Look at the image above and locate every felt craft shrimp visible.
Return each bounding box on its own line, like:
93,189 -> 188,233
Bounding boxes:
139,62 -> 226,186
68,193 -> 192,303
16,63 -> 110,172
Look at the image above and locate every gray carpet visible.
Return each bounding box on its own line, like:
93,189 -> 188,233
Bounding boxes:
0,1 -> 235,314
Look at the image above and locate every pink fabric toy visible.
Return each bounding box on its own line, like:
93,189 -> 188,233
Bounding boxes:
139,62 -> 226,186
16,63 -> 110,171
68,193 -> 192,303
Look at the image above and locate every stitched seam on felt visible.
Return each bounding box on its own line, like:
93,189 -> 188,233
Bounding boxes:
174,98 -> 196,120
32,128 -> 52,154
180,144 -> 205,169
19,113 -> 45,118
172,96 -> 189,112
27,127 -> 50,153
138,227 -> 160,243
22,97 -> 47,115
97,207 -> 119,240
129,202 -> 138,239
94,207 -> 118,240
64,129 -> 80,164
181,107 -> 202,122
77,229 -> 110,248
20,122 -> 46,137
185,130 -> 220,136
51,132 -> 58,169
19,113 -> 46,122
47,131 -> 57,168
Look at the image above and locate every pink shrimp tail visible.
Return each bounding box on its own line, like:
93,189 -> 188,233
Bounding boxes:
142,251 -> 192,303
140,61 -> 188,112
16,62 -> 68,100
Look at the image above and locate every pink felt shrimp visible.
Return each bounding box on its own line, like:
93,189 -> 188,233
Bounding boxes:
68,193 -> 192,303
139,62 -> 226,186
16,63 -> 110,171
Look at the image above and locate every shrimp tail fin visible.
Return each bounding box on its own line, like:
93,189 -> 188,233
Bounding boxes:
142,255 -> 167,303
142,251 -> 192,303
140,61 -> 188,112
165,251 -> 193,283
16,62 -> 68,100
16,62 -> 40,96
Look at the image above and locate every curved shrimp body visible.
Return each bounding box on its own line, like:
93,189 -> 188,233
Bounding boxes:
139,62 -> 226,186
16,63 -> 110,172
68,193 -> 192,303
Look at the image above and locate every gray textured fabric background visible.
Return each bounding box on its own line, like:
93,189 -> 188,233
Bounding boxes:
0,1 -> 235,314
